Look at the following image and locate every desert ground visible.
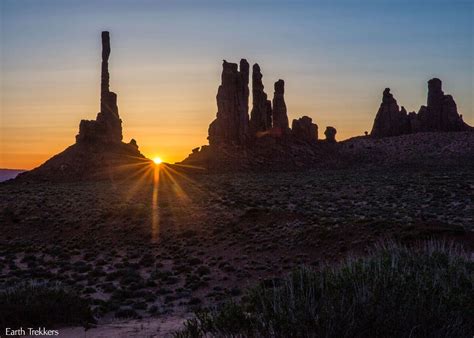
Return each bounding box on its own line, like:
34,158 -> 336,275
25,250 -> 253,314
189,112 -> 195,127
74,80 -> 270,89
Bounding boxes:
1,163 -> 472,336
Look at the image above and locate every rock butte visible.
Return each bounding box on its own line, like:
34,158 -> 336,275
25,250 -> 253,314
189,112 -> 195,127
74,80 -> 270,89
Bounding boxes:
16,32 -> 148,182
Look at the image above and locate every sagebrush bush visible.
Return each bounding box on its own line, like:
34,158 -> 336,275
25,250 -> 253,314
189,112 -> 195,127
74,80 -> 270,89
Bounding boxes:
0,281 -> 95,328
175,241 -> 473,337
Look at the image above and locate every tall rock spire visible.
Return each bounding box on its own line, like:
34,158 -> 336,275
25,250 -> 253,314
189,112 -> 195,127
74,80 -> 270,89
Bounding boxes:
250,64 -> 272,134
101,31 -> 111,96
272,79 -> 289,135
76,31 -> 122,143
208,59 -> 250,146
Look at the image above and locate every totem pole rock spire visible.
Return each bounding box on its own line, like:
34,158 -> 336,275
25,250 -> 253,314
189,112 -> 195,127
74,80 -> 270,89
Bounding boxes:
76,31 -> 122,144
101,31 -> 111,98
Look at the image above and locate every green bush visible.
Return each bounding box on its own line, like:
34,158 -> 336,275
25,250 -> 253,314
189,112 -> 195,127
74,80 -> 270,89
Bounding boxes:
0,281 -> 95,328
175,241 -> 473,337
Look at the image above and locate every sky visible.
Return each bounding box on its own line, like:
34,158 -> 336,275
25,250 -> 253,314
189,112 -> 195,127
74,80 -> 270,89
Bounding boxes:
1,0 -> 473,169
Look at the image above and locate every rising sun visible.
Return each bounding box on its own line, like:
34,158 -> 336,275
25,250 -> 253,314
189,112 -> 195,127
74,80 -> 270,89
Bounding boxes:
153,157 -> 162,165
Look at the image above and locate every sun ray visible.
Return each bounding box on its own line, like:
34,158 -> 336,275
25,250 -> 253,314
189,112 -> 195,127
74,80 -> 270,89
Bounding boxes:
123,165 -> 154,201
151,163 -> 160,242
171,162 -> 207,171
164,165 -> 222,200
160,167 -> 191,203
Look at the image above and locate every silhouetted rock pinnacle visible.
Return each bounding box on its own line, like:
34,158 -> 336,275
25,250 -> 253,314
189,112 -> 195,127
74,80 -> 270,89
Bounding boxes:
370,88 -> 410,137
272,79 -> 290,136
250,64 -> 272,134
208,59 -> 250,146
76,31 -> 122,144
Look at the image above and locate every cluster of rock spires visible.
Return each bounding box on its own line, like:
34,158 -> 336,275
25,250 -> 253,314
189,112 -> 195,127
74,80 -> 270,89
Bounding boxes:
183,59 -> 339,170
182,59 -> 472,171
17,32 -> 147,181
371,78 -> 472,138
207,59 -> 336,146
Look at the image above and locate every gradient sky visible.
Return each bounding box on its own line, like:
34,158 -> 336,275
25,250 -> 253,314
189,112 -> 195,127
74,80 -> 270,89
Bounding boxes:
1,0 -> 473,169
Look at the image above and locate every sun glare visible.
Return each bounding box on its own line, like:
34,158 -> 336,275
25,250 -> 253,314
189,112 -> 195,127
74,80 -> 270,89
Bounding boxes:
153,157 -> 162,165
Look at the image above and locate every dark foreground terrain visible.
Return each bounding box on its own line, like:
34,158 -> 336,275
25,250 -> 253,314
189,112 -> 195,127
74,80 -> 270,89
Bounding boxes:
0,165 -> 473,335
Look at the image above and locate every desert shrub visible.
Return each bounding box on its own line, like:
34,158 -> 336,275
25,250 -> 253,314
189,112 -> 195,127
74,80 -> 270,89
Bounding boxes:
0,281 -> 94,328
196,265 -> 211,276
175,241 -> 473,337
114,307 -> 139,319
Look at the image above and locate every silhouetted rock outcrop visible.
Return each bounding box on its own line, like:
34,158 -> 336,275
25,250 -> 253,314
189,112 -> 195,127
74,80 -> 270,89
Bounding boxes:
371,88 -> 411,137
249,64 -> 272,135
324,127 -> 337,143
208,59 -> 250,146
16,32 -> 148,182
292,116 -> 318,142
77,32 -> 123,144
182,61 -> 473,171
371,79 -> 472,138
182,59 -> 332,170
272,80 -> 290,136
417,78 -> 468,132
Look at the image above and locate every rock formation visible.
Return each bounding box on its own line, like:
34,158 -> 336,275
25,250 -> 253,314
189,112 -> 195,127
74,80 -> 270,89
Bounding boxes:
370,88 -> 410,137
17,32 -> 147,181
208,59 -> 250,146
417,78 -> 468,132
249,64 -> 272,135
292,116 -> 318,142
182,59 -> 332,171
182,61 -> 473,171
76,31 -> 123,144
324,127 -> 337,143
272,80 -> 290,136
371,78 -> 472,138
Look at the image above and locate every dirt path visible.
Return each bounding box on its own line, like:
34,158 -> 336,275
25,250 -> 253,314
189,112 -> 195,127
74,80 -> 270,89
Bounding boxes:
29,315 -> 188,338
